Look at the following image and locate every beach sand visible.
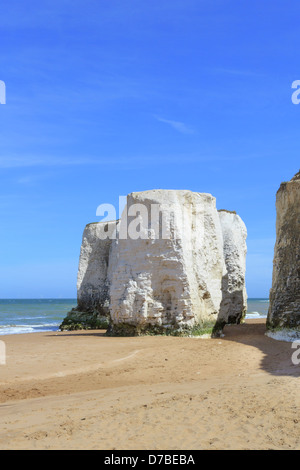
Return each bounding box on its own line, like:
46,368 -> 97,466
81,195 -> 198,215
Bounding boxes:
0,319 -> 299,450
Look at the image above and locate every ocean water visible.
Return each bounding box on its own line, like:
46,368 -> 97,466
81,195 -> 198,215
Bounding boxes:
245,298 -> 269,319
0,299 -> 77,336
0,298 -> 269,336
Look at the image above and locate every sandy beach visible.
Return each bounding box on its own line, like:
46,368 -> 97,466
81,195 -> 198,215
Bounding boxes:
0,318 -> 299,450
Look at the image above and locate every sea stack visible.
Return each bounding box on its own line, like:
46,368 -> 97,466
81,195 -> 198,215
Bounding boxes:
109,190 -> 226,335
60,221 -> 117,330
218,210 -> 247,325
267,171 -> 300,340
61,189 -> 248,336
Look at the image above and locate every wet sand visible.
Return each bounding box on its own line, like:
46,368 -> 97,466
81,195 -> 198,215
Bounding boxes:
0,319 -> 299,450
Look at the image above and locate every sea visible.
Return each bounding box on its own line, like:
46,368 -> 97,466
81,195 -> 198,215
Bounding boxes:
0,299 -> 77,336
0,298 -> 269,336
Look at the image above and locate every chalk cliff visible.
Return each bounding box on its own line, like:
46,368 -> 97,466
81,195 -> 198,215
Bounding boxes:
267,171 -> 300,340
108,190 -> 226,335
218,210 -> 248,326
60,221 -> 116,330
61,189 -> 248,336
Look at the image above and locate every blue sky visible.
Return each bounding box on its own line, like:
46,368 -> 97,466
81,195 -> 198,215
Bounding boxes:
0,0 -> 299,298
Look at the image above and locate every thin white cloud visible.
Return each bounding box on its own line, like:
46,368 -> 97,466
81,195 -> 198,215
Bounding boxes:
154,115 -> 195,134
210,67 -> 264,77
0,156 -> 100,169
0,151 -> 266,170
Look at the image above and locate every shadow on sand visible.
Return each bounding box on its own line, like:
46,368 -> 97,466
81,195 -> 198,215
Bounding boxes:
221,319 -> 300,378
49,319 -> 300,379
46,331 -> 108,338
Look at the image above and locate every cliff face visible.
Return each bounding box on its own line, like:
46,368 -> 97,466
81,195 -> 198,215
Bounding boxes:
108,190 -> 226,335
76,221 -> 116,314
60,221 -> 116,331
267,171 -> 300,337
61,189 -> 247,336
218,210 -> 248,325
